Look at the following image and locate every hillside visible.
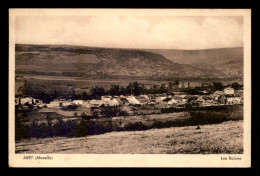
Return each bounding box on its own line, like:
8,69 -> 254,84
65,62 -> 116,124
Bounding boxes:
145,47 -> 243,65
15,44 -> 242,79
16,120 -> 243,154
144,47 -> 243,78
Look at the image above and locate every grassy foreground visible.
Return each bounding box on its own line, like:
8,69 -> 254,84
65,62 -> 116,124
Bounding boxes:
15,120 -> 243,154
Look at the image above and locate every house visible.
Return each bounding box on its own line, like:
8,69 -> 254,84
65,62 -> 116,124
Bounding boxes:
226,95 -> 241,104
147,94 -> 156,100
135,96 -> 150,106
198,90 -> 210,95
204,96 -> 214,102
83,100 -> 91,108
147,94 -> 155,99
72,100 -> 84,106
106,98 -> 120,106
193,96 -> 204,107
61,101 -> 73,107
183,95 -> 198,103
54,98 -> 67,102
235,89 -> 244,96
172,96 -> 184,104
144,85 -> 152,89
140,94 -> 149,100
146,94 -> 156,105
155,93 -> 167,102
20,97 -> 34,105
101,96 -> 112,101
119,97 -> 130,105
39,103 -> 47,108
114,98 -> 123,106
15,98 -> 20,105
18,97 -> 42,106
213,91 -> 225,100
126,96 -> 141,105
167,99 -> 177,105
47,101 -> 61,108
218,94 -> 227,104
89,100 -> 104,107
224,87 -> 235,95
201,83 -> 212,87
34,99 -> 43,105
195,96 -> 213,107
172,92 -> 187,98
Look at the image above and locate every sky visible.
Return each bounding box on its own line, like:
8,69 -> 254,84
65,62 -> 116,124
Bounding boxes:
15,15 -> 243,50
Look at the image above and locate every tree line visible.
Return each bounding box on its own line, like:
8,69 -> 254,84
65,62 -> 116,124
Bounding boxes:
16,80 -> 242,103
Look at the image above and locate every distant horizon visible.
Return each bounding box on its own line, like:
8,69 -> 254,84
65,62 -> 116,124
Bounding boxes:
15,43 -> 244,51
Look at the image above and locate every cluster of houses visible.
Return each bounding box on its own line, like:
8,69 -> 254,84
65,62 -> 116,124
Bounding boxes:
15,87 -> 243,110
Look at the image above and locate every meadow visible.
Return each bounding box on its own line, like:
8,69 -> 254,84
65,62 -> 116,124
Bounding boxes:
15,105 -> 243,141
15,120 -> 243,154
15,73 -> 243,94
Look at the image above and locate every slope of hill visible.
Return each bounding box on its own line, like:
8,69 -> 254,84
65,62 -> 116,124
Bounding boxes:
144,47 -> 243,65
15,44 -> 242,79
15,120 -> 243,154
144,47 -> 243,78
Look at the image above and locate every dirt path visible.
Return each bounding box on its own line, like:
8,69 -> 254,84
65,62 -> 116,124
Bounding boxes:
15,120 -> 243,154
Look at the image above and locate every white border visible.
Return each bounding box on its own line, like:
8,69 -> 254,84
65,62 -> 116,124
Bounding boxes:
9,9 -> 251,168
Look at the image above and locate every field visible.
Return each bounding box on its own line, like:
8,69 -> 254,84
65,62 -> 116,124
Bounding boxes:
15,120 -> 243,154
16,104 -> 243,141
15,75 -> 173,94
15,73 -> 243,95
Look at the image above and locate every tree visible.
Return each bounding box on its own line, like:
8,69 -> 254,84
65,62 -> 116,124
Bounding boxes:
81,91 -> 88,100
71,89 -> 76,100
153,84 -> 157,90
231,82 -> 240,90
119,86 -> 126,96
133,81 -> 140,96
160,84 -> 166,93
52,90 -> 59,100
109,85 -> 120,96
125,83 -> 133,95
174,80 -> 179,86
168,82 -> 173,90
100,106 -> 126,118
39,92 -> 52,103
76,91 -> 88,100
212,82 -> 223,91
90,86 -> 106,99
80,112 -> 88,120
18,80 -> 33,96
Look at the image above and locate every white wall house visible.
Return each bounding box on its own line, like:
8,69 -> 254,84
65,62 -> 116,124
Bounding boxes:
226,95 -> 241,104
101,96 -> 112,101
224,87 -> 235,95
72,100 -> 84,105
47,101 -> 61,108
167,99 -> 177,105
89,100 -> 104,107
126,96 -> 141,105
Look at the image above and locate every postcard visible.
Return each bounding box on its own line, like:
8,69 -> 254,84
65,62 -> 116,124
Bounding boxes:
9,8 -> 251,167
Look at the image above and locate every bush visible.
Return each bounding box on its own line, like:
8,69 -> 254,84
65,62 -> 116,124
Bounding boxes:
75,119 -> 90,137
124,122 -> 147,131
61,105 -> 77,111
15,105 -> 243,140
188,111 -> 228,125
15,115 -> 28,141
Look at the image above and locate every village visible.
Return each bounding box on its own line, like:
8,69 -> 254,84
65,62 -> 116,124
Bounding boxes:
15,82 -> 244,119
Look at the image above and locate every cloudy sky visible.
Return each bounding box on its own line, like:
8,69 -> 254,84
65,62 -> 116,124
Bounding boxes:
15,15 -> 243,50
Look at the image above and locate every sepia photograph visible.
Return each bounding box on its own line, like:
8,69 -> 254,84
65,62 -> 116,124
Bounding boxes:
9,9 -> 251,167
